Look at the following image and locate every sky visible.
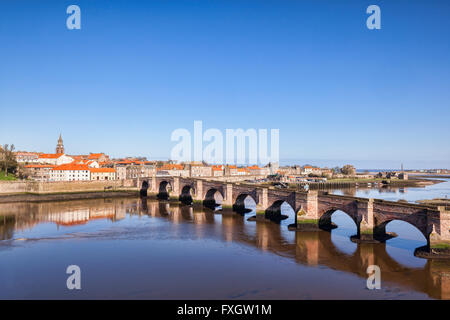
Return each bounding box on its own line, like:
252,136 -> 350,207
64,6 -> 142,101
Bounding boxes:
0,0 -> 449,169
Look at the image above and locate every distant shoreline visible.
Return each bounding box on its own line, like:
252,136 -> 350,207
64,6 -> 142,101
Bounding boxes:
291,176 -> 443,191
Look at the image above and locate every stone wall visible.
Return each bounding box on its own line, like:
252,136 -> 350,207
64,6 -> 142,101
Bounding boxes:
0,181 -> 36,194
0,179 -> 137,195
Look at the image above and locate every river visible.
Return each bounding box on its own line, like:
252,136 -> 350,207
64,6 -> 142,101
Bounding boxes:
0,179 -> 449,299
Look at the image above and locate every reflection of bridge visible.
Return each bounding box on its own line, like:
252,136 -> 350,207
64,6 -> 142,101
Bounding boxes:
137,199 -> 450,300
136,176 -> 450,255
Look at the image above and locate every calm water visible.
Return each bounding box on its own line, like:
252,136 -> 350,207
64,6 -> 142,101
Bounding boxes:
0,179 -> 449,299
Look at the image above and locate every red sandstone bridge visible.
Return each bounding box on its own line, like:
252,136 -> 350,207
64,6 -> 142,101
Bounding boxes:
135,176 -> 450,257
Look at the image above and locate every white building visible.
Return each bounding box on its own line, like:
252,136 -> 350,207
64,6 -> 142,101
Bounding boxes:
15,152 -> 40,163
50,163 -> 91,181
89,168 -> 116,181
302,165 -> 314,174
38,153 -> 74,166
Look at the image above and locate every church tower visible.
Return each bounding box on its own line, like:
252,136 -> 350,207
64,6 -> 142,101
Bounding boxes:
56,134 -> 65,154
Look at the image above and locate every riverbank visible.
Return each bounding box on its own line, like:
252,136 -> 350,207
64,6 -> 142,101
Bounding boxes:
417,198 -> 450,207
409,174 -> 450,179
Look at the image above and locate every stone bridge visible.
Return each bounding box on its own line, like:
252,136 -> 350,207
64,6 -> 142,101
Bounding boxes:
136,176 -> 450,254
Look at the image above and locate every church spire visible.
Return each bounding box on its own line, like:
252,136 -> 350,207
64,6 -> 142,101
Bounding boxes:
56,133 -> 65,154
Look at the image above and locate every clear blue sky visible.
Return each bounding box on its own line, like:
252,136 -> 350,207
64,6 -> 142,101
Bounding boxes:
0,0 -> 449,169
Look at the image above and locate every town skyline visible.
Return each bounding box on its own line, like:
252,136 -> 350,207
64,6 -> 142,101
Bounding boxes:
8,133 -> 450,171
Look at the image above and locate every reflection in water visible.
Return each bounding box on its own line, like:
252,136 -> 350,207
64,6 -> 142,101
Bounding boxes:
0,197 -> 449,300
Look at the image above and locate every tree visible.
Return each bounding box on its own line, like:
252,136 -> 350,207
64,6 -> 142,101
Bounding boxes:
340,164 -> 356,176
1,144 -> 18,176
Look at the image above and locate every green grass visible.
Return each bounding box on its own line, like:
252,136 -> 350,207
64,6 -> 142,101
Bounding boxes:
360,229 -> 374,234
0,172 -> 16,181
297,219 -> 319,224
431,243 -> 450,249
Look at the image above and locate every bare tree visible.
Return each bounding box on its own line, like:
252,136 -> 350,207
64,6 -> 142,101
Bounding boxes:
1,144 -> 17,177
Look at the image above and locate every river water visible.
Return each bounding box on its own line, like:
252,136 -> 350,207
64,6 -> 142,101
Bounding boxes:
0,179 -> 449,299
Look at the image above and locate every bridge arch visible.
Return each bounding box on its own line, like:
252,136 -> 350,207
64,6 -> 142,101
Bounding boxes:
378,219 -> 429,267
158,180 -> 173,200
203,188 -> 224,209
375,219 -> 429,244
180,185 -> 195,205
373,210 -> 429,239
265,200 -> 294,223
318,208 -> 359,232
140,180 -> 149,197
233,193 -> 257,213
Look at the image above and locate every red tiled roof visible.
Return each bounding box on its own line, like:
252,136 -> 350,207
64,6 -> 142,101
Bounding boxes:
70,155 -> 87,160
89,168 -> 115,173
52,163 -> 89,171
39,153 -> 64,159
115,160 -> 134,165
88,153 -> 104,159
161,164 -> 184,170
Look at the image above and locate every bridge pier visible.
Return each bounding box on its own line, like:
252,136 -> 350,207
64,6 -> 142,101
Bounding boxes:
222,184 -> 233,210
171,177 -> 180,200
430,207 -> 450,248
351,199 -> 397,243
255,188 -> 268,220
150,176 -> 157,193
193,180 -> 203,204
294,191 -> 321,231
416,206 -> 450,258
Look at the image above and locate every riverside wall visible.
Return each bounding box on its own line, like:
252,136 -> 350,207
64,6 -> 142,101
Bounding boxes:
0,179 -> 137,195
